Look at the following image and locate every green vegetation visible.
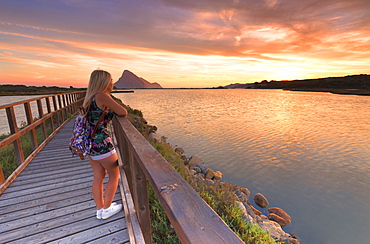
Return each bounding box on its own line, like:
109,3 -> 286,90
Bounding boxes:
0,125 -> 52,179
0,84 -> 85,96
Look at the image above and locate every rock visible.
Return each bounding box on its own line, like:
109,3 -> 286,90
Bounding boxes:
235,189 -> 249,203
187,155 -> 204,166
243,203 -> 257,222
148,132 -> 161,143
194,173 -> 204,182
213,171 -> 222,181
268,207 -> 291,227
204,179 -> 214,186
191,166 -> 202,174
254,193 -> 269,208
160,136 -> 168,143
240,187 -> 250,197
205,168 -> 214,179
243,214 -> 254,223
196,164 -> 208,174
259,219 -> 286,239
174,147 -> 185,155
114,70 -> 162,89
259,219 -> 299,244
250,204 -> 262,216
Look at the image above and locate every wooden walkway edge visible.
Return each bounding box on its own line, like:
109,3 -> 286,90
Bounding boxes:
0,119 -> 130,244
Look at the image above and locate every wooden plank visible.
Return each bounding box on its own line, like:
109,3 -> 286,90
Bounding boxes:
0,181 -> 93,206
1,176 -> 93,198
0,190 -> 92,221
3,172 -> 93,193
7,167 -> 92,187
0,200 -> 97,233
85,228 -> 130,244
0,192 -> 121,224
2,206 -> 124,244
18,164 -> 92,180
48,219 -> 129,244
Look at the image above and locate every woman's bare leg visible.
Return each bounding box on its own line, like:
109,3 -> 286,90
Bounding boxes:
99,153 -> 120,209
89,159 -> 106,210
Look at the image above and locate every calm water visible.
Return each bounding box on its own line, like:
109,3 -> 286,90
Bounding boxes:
0,95 -> 50,135
116,89 -> 370,244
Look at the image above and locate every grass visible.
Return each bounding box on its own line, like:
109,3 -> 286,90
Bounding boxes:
0,124 -> 52,179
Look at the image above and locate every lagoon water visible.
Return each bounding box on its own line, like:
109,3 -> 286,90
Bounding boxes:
1,90 -> 369,243
0,95 -> 48,135
115,89 -> 370,244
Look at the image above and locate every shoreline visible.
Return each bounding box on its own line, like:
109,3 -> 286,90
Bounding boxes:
2,87 -> 370,97
147,131 -> 300,244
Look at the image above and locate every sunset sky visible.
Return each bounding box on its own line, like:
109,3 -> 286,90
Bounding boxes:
0,0 -> 369,88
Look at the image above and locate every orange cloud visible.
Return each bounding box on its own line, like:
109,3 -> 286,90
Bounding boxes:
0,0 -> 369,88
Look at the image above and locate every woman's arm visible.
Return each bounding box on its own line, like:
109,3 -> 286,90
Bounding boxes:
95,92 -> 128,117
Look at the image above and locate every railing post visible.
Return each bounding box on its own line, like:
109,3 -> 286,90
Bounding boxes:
6,106 -> 24,165
57,95 -> 64,122
45,97 -> 55,132
130,152 -> 151,243
37,99 -> 47,139
24,102 -> 38,149
0,165 -> 4,184
52,96 -> 60,128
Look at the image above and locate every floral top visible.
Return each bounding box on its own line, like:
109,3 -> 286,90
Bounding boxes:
87,96 -> 115,156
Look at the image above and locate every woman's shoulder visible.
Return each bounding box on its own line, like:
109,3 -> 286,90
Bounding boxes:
95,92 -> 112,99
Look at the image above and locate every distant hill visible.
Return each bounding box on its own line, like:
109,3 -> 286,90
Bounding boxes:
220,74 -> 370,95
0,84 -> 85,96
114,70 -> 162,89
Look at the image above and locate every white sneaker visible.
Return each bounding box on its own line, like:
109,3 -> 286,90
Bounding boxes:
96,203 -> 118,219
101,203 -> 122,219
96,208 -> 103,219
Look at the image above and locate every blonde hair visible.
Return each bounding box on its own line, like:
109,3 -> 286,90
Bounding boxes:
83,70 -> 112,109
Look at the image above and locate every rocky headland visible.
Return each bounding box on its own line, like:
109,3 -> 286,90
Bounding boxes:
114,70 -> 162,89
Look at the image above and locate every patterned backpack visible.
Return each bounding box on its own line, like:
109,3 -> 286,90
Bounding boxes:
69,105 -> 106,160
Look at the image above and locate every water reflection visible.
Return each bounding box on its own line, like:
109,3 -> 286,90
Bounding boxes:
116,89 -> 370,244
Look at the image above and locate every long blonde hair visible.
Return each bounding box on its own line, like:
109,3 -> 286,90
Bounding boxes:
83,70 -> 112,109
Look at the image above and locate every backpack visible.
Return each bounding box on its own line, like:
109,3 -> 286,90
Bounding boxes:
69,106 -> 107,160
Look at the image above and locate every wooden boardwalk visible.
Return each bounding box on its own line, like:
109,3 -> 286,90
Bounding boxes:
0,119 -> 130,244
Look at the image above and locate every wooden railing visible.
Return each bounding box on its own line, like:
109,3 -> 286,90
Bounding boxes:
0,91 -> 86,193
112,116 -> 244,244
0,92 -> 244,243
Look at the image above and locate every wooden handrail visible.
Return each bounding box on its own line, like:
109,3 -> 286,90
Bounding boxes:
112,116 -> 244,244
0,91 -> 86,194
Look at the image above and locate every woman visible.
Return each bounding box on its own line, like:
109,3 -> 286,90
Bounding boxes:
83,69 -> 128,219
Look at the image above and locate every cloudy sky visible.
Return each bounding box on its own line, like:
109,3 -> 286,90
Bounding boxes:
0,0 -> 369,88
